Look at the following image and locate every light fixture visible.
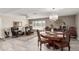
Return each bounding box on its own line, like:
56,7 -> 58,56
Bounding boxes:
49,8 -> 58,21
49,14 -> 58,21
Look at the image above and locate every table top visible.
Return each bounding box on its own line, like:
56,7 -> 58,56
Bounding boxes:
40,31 -> 64,41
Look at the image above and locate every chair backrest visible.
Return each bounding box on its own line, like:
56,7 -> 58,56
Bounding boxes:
11,27 -> 18,32
36,30 -> 41,41
45,26 -> 51,31
69,27 -> 77,36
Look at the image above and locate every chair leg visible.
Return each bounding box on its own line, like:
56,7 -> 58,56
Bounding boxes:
61,48 -> 63,51
38,40 -> 39,47
68,46 -> 70,51
40,43 -> 42,51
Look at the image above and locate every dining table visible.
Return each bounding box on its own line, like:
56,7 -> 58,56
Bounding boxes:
40,31 -> 65,49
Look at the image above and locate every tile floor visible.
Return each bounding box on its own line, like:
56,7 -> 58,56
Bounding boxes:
0,34 -> 79,51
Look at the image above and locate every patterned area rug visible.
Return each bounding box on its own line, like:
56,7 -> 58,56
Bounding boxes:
4,33 -> 37,41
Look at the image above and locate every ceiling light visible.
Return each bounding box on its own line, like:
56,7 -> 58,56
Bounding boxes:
49,14 -> 58,21
49,8 -> 58,21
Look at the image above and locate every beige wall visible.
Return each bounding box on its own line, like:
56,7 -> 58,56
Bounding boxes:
75,14 -> 79,40
0,17 -> 4,38
1,15 -> 29,29
46,15 -> 76,28
59,15 -> 76,27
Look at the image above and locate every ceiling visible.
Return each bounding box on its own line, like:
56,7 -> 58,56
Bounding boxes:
0,8 -> 79,18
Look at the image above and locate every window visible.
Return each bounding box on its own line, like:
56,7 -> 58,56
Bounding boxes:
32,20 -> 45,30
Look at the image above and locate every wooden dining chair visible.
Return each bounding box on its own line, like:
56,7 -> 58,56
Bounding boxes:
36,30 -> 49,51
53,31 -> 70,51
69,27 -> 77,39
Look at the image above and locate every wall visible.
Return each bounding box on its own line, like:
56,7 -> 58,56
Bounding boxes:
1,15 -> 29,29
59,15 -> 76,28
46,15 -> 76,28
75,14 -> 79,40
0,17 -> 4,38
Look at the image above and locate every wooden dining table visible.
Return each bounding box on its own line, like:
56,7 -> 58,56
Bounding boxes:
40,31 -> 65,49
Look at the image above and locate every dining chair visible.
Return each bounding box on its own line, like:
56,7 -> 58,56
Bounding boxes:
45,26 -> 51,31
69,27 -> 77,39
36,30 -> 49,51
53,31 -> 70,51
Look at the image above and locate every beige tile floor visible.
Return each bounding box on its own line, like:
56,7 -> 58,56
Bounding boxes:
0,34 -> 79,51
